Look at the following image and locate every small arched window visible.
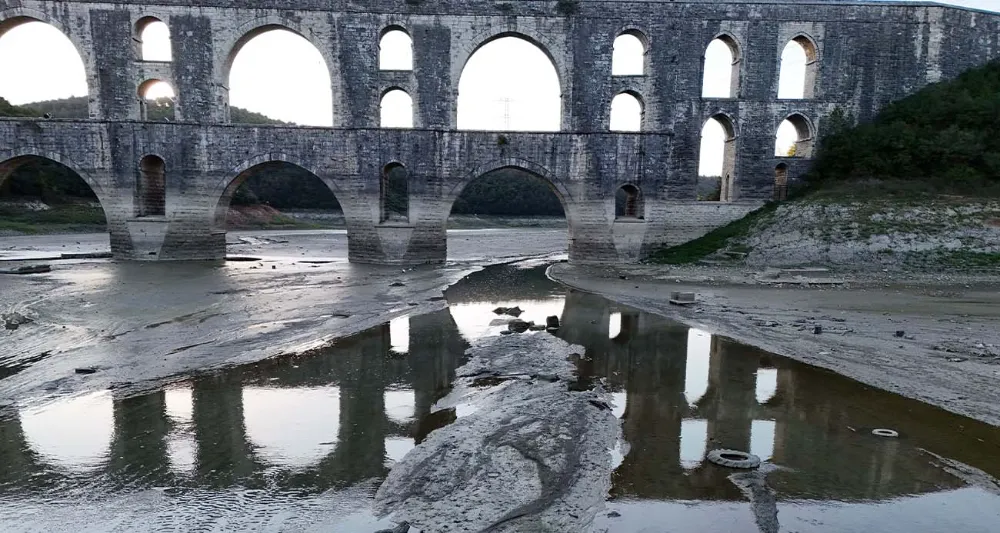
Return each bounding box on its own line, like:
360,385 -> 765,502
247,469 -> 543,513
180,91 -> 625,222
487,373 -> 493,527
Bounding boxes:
381,89 -> 414,128
778,36 -> 819,99
381,162 -> 409,223
138,79 -> 175,121
698,115 -> 738,202
612,31 -> 646,76
136,17 -> 172,62
775,114 -> 814,158
615,184 -> 643,219
380,28 -> 413,71
137,155 -> 166,217
774,164 -> 789,201
702,36 -> 740,98
609,92 -> 642,132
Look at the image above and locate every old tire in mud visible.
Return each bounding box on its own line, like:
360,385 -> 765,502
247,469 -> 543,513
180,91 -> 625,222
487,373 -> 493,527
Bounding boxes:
708,449 -> 761,469
872,428 -> 899,438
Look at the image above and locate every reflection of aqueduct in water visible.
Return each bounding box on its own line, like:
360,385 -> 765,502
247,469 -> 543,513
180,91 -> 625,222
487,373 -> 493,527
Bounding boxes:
2,1 -> 999,263
3,288 -> 996,500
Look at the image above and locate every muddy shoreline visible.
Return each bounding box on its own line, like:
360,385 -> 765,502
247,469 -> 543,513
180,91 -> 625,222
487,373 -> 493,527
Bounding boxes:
0,229 -> 568,406
548,263 -> 1000,427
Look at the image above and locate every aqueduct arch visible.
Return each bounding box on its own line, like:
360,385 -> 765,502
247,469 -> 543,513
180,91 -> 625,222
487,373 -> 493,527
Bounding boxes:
0,0 -> 996,263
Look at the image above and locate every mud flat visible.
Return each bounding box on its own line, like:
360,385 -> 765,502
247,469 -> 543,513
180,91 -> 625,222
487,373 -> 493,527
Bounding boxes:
548,263 -> 1000,426
0,228 -> 567,405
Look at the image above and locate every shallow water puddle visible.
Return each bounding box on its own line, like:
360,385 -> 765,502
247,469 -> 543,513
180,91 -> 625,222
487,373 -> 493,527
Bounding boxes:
1,264 -> 999,532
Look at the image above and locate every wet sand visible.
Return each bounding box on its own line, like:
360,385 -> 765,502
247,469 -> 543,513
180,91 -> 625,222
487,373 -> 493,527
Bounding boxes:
548,263 -> 1000,427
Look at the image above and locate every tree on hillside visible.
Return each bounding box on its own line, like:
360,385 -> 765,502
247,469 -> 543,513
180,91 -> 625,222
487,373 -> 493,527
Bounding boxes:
810,61 -> 1000,193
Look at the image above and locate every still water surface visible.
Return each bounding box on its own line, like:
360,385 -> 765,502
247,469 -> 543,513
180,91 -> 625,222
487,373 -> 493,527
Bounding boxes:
1,263 -> 999,531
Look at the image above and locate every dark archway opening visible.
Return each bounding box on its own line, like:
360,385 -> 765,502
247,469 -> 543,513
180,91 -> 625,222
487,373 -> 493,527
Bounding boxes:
448,167 -> 567,259
381,163 -> 409,223
0,156 -> 106,233
774,164 -> 789,201
615,184 -> 643,219
137,155 -> 166,217
451,168 -> 565,219
217,162 -> 342,230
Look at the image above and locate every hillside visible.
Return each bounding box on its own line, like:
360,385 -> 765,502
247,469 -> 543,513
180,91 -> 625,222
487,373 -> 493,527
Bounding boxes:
653,60 -> 1000,271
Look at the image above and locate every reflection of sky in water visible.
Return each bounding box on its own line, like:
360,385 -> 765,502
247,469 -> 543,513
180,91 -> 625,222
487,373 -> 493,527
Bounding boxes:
756,368 -> 778,404
390,315 -> 409,354
684,328 -> 712,406
680,419 -> 708,469
610,392 -> 627,419
449,298 -> 565,342
385,437 -> 415,465
165,386 -> 196,474
384,390 -> 416,424
243,386 -> 341,468
608,312 -> 622,339
751,420 -> 776,462
20,390 -> 113,471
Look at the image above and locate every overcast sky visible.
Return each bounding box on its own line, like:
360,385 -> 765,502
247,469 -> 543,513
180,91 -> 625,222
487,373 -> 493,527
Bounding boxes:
0,0 -> 996,176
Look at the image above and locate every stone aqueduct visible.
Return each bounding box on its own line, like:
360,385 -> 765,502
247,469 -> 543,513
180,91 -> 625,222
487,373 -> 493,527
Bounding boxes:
1,0 -> 998,263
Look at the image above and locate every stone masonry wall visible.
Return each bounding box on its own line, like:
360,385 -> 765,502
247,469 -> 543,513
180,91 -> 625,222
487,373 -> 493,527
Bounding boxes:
1,0 -> 999,262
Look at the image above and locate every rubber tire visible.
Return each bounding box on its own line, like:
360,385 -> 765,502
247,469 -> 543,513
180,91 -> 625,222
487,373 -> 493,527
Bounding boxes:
872,428 -> 899,438
707,449 -> 761,469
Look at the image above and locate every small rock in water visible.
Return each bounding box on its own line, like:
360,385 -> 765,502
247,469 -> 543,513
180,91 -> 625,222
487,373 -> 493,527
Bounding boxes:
529,324 -> 546,331
74,367 -> 98,375
390,281 -> 405,287
895,330 -> 905,338
505,306 -> 523,317
813,325 -> 823,334
607,511 -> 622,518
507,319 -> 532,333
493,307 -> 508,315
546,315 -> 560,328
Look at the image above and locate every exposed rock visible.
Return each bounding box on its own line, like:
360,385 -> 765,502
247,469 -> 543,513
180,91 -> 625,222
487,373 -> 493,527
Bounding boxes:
1,264 -> 51,275
546,315 -> 560,328
507,319 -> 532,333
2,312 -> 33,331
375,334 -> 619,532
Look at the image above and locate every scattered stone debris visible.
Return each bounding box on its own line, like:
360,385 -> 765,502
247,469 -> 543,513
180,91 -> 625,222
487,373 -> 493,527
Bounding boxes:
507,319 -> 532,333
492,306 -> 523,317
669,291 -> 698,306
2,312 -> 33,330
59,251 -> 112,260
1,264 -> 51,275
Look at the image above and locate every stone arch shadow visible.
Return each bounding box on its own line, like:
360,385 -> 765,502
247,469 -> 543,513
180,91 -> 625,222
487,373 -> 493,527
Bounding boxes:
443,157 -> 579,259
0,148 -> 107,202
212,153 -> 347,229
